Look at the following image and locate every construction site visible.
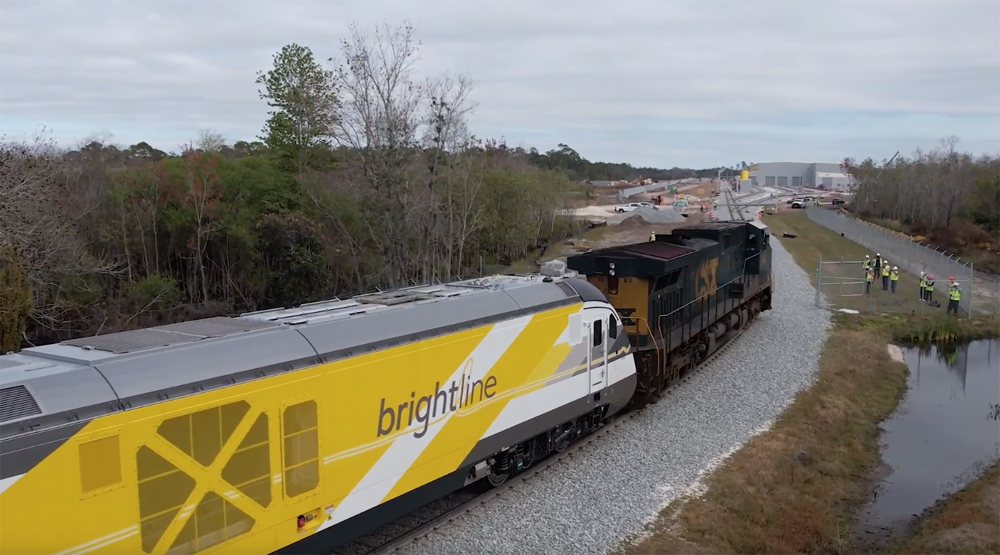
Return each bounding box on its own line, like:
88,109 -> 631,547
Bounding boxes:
525,175 -> 852,275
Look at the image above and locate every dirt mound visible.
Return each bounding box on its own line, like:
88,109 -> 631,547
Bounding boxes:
617,215 -> 650,230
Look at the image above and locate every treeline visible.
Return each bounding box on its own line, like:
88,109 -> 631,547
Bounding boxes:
525,143 -> 720,182
841,137 -> 1000,271
0,22 -> 622,350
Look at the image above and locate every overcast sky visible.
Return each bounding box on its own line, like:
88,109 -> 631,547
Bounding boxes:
1,0 -> 998,168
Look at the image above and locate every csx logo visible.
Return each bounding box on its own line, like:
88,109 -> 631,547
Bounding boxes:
694,258 -> 719,299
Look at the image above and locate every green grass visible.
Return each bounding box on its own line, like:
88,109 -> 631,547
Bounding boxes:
765,211 -> 957,316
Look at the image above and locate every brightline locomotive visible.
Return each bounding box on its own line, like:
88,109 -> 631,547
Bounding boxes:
0,220 -> 772,555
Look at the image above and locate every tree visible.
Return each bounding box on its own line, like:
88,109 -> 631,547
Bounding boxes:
327,21 -> 425,286
256,44 -> 339,174
196,129 -> 227,153
0,245 -> 31,353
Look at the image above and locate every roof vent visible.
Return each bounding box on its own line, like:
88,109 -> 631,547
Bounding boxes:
0,385 -> 42,423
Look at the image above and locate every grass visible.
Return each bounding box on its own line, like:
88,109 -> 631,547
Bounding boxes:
616,211 -> 1000,555
764,211 -> 939,315
899,461 -> 1000,555
618,323 -> 909,555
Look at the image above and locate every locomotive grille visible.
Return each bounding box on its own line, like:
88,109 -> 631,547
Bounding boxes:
0,385 -> 42,423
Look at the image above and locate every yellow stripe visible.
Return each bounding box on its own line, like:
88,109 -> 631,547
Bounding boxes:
383,304 -> 579,500
322,324 -> 494,504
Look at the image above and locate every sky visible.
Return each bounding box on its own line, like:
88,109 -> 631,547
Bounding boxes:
1,0 -> 998,169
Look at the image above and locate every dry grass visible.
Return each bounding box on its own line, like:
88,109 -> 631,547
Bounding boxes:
899,461 -> 1000,555
617,211 -> 1000,555
619,326 -> 908,555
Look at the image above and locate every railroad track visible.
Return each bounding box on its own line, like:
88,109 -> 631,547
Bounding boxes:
334,314 -> 760,555
722,183 -> 747,221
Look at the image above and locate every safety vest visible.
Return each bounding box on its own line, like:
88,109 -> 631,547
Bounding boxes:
890,270 -> 899,281
863,260 -> 871,270
650,232 -> 656,242
950,288 -> 961,301
881,267 -> 889,277
866,272 -> 873,283
924,279 -> 934,291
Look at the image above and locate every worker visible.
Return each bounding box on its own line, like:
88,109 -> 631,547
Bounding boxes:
863,255 -> 872,275
865,268 -> 874,294
881,262 -> 890,290
924,274 -> 935,303
890,266 -> 899,293
947,280 -> 961,315
919,271 -> 926,301
650,231 -> 656,242
874,252 -> 882,270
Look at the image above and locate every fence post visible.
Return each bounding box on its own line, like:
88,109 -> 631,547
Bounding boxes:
968,262 -> 974,316
816,255 -> 822,308
839,255 -> 844,297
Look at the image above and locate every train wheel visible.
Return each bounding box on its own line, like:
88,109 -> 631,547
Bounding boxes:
487,468 -> 508,487
554,424 -> 573,453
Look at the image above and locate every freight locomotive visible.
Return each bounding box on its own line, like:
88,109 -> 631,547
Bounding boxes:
0,220 -> 772,555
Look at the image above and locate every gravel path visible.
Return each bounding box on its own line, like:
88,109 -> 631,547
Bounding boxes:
400,237 -> 831,555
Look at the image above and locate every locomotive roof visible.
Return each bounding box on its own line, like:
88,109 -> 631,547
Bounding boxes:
0,273 -> 604,438
566,221 -> 761,279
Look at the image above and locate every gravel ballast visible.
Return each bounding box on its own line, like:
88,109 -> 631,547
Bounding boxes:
400,237 -> 831,555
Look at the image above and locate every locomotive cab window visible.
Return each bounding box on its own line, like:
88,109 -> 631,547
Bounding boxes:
609,316 -> 618,339
653,270 -> 680,291
593,319 -> 603,346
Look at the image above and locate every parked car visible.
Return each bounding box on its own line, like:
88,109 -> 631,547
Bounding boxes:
791,200 -> 806,209
831,198 -> 846,205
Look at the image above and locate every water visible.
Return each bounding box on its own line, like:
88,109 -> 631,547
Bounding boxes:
866,339 -> 1000,526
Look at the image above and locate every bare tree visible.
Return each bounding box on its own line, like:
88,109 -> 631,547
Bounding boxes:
329,21 -> 426,286
0,130 -> 121,336
196,129 -> 228,152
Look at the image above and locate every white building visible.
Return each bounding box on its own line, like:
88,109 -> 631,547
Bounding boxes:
747,162 -> 850,190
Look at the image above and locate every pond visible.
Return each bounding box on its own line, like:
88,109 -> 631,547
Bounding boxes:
863,338 -> 1000,529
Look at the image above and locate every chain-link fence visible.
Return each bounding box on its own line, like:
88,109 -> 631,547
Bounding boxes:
806,206 -> 997,315
814,255 -> 971,316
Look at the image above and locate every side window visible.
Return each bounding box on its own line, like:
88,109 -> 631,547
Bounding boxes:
282,400 -> 319,499
609,315 -> 618,340
593,318 -> 603,347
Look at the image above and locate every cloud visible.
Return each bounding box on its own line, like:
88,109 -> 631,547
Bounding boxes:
1,0 -> 998,167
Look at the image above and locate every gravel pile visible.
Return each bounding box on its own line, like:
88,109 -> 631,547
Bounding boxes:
629,206 -> 686,224
400,237 -> 831,555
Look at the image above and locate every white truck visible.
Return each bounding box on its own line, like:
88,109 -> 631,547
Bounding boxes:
614,202 -> 655,213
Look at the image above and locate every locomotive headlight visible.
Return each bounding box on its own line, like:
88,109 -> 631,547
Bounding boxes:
609,269 -> 616,276
609,263 -> 615,269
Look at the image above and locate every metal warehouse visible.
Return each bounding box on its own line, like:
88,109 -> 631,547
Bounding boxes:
747,162 -> 850,189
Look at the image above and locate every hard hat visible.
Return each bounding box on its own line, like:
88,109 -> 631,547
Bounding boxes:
865,254 -> 870,258
948,276 -> 954,281
927,274 -> 933,279
893,266 -> 898,270
920,271 -> 926,276
877,253 -> 880,256
950,281 -> 958,287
